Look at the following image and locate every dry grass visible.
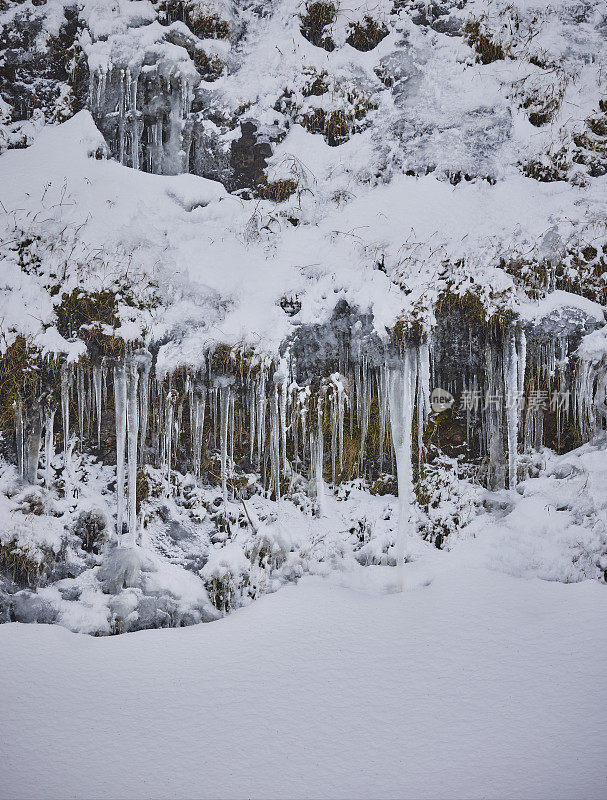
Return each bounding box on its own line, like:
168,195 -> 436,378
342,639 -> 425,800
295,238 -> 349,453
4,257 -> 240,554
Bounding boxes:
346,16 -> 388,52
464,20 -> 505,64
0,337 -> 44,433
55,289 -> 127,358
0,541 -> 40,585
157,2 -> 230,39
192,49 -> 224,80
0,538 -> 60,587
300,2 -> 337,51
190,12 -> 230,39
302,68 -> 329,97
256,179 -> 298,202
301,108 -> 350,146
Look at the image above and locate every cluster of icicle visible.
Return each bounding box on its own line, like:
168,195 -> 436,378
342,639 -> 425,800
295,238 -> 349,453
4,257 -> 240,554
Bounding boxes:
89,67 -> 194,175
12,327 -> 605,566
12,346 -> 430,558
575,350 -> 607,439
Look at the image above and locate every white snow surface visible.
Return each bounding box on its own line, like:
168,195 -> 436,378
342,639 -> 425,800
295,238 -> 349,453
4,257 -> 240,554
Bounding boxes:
1,110 -> 606,364
1,563 -> 606,800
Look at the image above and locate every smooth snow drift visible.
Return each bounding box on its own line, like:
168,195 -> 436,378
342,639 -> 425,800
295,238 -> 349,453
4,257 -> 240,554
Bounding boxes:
1,565 -> 606,800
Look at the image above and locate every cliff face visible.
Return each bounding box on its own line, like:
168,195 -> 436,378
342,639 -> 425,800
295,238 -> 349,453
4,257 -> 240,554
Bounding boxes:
0,0 -> 606,633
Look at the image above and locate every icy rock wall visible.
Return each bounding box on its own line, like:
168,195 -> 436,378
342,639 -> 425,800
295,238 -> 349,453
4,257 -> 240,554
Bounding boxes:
7,299 -> 604,582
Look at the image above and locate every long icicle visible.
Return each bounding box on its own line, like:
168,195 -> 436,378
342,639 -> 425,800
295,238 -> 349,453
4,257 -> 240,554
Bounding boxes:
219,381 -> 231,527
124,358 -> 139,548
388,349 -> 418,586
504,330 -> 519,490
25,404 -> 42,484
93,363 -> 103,449
114,361 -> 127,541
44,405 -> 55,489
61,362 -> 70,456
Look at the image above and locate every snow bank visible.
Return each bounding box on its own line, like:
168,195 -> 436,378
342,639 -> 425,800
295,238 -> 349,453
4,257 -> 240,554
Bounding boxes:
2,110 -> 605,360
1,568 -> 606,800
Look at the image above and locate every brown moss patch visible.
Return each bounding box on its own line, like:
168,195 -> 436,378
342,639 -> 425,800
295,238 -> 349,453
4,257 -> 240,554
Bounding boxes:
300,2 -> 337,51
302,68 -> 329,97
190,12 -> 230,39
55,289 -> 126,359
256,178 -> 298,202
435,291 -> 515,328
192,49 -> 224,80
0,338 -> 46,433
56,289 -> 118,338
464,20 -> 505,64
346,16 -> 388,52
301,108 -> 351,146
521,157 -> 568,183
157,1 -> 230,39
0,541 -> 41,586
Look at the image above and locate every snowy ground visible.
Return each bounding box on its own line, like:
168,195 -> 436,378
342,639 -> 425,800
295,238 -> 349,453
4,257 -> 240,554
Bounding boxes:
2,562 -> 606,800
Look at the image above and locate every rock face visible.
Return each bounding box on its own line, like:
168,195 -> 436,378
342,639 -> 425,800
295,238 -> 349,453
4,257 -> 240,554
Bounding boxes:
0,0 -> 606,632
3,0 -> 606,189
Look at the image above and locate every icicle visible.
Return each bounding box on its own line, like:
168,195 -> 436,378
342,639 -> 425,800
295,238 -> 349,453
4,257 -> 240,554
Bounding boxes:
387,350 -> 418,583
269,381 -> 281,500
175,399 -> 183,463
290,383 -> 300,471
417,344 -> 431,469
248,380 -> 256,464
554,336 -> 569,449
485,344 -> 505,490
44,405 -> 55,489
229,391 -> 235,476
575,356 -> 604,439
378,365 -> 389,471
279,376 -> 288,477
354,361 -> 362,427
417,344 -> 431,423
310,399 -> 325,515
219,381 -> 231,522
211,383 -> 218,450
594,366 -> 607,432
327,373 -> 345,484
504,330 -> 519,490
150,376 -> 160,465
359,358 -> 371,468
61,363 -> 70,456
114,362 -> 127,538
516,329 -> 527,444
63,438 -> 77,502
102,362 -> 108,407
131,71 -> 139,170
25,404 -> 42,484
15,394 -> 24,480
77,364 -> 85,448
164,388 -> 176,492
256,369 -> 267,468
299,386 -> 309,471
118,69 -> 126,165
330,387 -> 337,485
124,359 -> 139,548
338,383 -> 345,475
138,354 -> 151,458
516,330 -> 527,397
193,389 -> 206,478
